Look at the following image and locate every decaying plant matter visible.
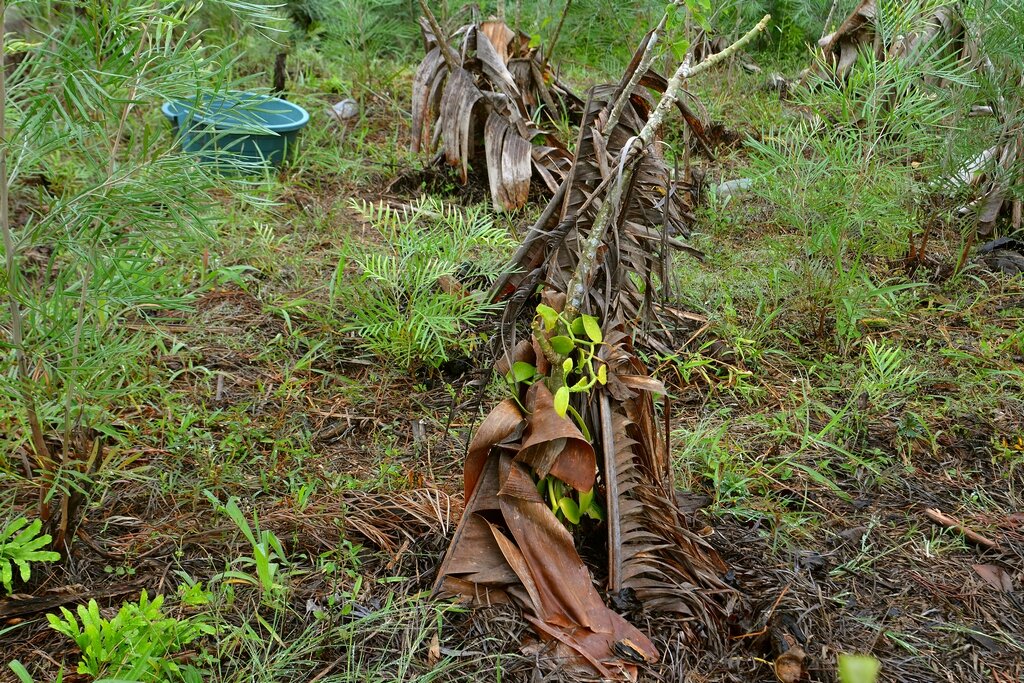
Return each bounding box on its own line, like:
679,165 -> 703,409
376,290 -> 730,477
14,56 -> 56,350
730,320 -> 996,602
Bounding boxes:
487,20 -> 717,356
434,11 -> 771,679
954,134 -> 1023,238
805,0 -> 963,85
410,0 -> 580,211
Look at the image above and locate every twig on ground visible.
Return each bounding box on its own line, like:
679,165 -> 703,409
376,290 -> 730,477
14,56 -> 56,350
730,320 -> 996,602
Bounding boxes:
924,508 -> 1000,549
732,585 -> 791,640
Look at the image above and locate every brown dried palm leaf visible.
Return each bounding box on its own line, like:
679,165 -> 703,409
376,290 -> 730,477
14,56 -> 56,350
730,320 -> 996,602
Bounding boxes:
805,0 -> 963,85
490,54 -> 710,354
259,488 -> 457,556
952,139 -> 1023,236
411,13 -> 578,211
434,364 -> 658,680
596,326 -> 732,646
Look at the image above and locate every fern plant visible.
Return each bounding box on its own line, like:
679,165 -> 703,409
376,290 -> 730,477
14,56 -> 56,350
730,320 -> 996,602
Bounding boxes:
859,339 -> 926,411
0,517 -> 61,593
47,591 -> 214,682
336,198 -> 513,372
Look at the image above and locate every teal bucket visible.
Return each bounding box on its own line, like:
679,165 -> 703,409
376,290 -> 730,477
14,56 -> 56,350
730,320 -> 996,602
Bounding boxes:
162,92 -> 309,169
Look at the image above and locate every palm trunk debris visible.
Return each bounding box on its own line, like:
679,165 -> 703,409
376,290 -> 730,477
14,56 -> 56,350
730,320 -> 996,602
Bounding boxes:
432,9 -> 771,679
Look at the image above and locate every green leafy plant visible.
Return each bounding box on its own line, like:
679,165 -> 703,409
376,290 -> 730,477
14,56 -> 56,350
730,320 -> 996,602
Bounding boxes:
209,494 -> 291,604
0,517 -> 61,593
838,653 -> 881,683
860,339 -> 926,408
292,0 -> 417,88
47,591 -> 213,681
505,304 -> 612,526
337,198 -> 513,371
747,119 -> 928,343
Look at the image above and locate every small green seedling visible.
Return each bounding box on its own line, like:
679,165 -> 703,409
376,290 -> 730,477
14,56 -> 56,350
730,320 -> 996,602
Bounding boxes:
0,518 -> 61,593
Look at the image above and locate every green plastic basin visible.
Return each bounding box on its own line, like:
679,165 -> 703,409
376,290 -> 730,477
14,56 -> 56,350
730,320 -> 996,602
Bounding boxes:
162,91 -> 309,169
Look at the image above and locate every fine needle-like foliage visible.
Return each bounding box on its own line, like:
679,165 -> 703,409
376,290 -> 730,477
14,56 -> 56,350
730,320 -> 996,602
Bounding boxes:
0,0 -> 279,549
338,197 -> 514,371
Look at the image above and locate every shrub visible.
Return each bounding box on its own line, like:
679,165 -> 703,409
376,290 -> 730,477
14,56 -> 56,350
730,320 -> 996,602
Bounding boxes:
336,198 -> 513,372
47,591 -> 214,682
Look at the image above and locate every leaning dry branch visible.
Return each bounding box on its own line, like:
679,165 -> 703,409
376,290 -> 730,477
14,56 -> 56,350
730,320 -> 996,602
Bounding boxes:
603,11 -> 668,142
417,0 -> 459,70
542,0 -> 572,71
564,13 -> 771,321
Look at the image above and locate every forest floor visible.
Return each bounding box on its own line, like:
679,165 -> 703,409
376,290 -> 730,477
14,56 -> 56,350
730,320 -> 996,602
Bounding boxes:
5,45 -> 1024,683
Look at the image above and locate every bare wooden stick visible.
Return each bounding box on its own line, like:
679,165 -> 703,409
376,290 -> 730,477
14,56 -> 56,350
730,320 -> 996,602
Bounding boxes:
604,14 -> 668,138
543,0 -> 573,71
821,0 -> 841,41
418,0 -> 460,72
924,508 -> 1000,549
562,14 -> 771,321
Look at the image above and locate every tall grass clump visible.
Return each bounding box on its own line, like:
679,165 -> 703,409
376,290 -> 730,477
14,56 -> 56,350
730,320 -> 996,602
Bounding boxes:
0,0 -> 277,549
746,0 -> 972,344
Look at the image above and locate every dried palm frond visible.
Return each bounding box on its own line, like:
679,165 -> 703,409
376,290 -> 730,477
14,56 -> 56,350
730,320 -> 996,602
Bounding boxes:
952,137 -> 1024,237
435,340 -> 658,680
411,5 -> 578,211
595,327 -> 732,646
489,27 -> 712,356
804,0 -> 964,85
436,14 -> 772,679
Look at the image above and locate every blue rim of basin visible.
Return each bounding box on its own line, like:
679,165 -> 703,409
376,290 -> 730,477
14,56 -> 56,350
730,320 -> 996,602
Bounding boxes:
161,91 -> 309,134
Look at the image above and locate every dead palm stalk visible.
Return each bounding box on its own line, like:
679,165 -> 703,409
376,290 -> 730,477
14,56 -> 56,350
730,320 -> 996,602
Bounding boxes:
435,13 -> 771,680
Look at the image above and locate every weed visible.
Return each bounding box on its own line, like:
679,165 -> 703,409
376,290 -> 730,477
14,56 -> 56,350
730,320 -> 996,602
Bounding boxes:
0,0 -> 278,546
0,517 -> 61,593
208,494 -> 294,606
47,591 -> 214,682
838,653 -> 881,683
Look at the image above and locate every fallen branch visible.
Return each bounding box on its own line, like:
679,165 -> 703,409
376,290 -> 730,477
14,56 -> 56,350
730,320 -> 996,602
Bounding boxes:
0,578 -> 150,619
924,507 -> 1000,550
